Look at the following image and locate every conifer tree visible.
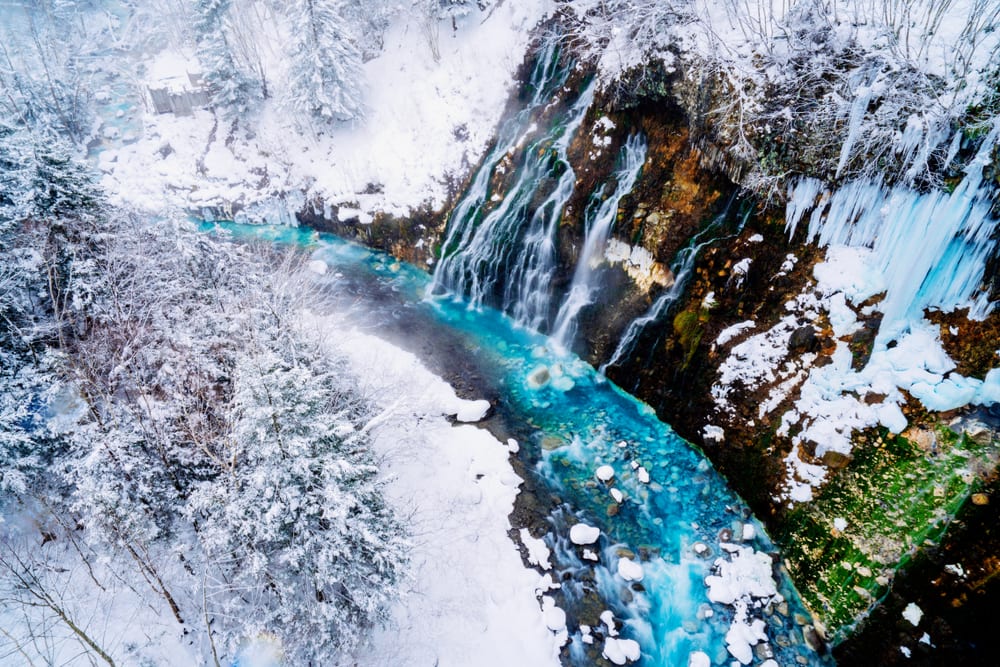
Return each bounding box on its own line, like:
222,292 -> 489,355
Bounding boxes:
187,323 -> 407,662
193,0 -> 262,119
285,0 -> 365,123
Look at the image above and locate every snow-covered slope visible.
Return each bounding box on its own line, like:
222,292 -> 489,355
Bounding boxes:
100,2 -> 554,218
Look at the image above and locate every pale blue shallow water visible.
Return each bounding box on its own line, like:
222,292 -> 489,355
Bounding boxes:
206,222 -> 831,667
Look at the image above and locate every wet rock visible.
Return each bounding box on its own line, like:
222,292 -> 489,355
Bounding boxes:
616,547 -> 637,560
754,642 -> 774,660
802,625 -> 825,653
965,422 -> 993,445
822,449 -> 852,469
788,325 -> 818,353
527,366 -> 551,388
541,435 -> 565,450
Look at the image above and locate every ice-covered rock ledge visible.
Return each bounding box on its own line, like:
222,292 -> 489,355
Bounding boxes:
300,313 -> 563,666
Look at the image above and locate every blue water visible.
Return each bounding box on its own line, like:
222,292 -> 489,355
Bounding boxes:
202,221 -> 830,667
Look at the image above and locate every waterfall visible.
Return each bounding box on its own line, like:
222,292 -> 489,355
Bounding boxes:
550,133 -> 647,351
433,75 -> 596,331
505,82 -> 596,330
601,203 -> 735,373
786,124 -> 999,337
431,39 -> 567,301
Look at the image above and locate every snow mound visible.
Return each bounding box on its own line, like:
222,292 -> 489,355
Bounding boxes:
617,557 -> 644,582
449,398 -> 491,422
570,523 -> 601,545
705,546 -> 778,605
602,637 -> 641,665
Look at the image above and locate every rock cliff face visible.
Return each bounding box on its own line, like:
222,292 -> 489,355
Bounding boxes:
298,42 -> 1000,663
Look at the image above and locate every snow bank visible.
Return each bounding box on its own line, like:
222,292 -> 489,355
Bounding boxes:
302,316 -> 561,666
449,398 -> 491,422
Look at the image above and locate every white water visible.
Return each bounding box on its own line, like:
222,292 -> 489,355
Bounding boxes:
430,39 -> 565,299
432,73 -> 596,331
550,133 -> 647,351
507,81 -> 596,330
601,205 -> 735,373
787,124 -> 999,337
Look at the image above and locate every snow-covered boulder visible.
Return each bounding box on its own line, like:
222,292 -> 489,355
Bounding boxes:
617,557 -> 644,582
569,523 -> 601,545
602,637 -> 641,665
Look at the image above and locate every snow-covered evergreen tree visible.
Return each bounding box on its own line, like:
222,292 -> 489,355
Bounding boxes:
0,3 -> 92,139
341,0 -> 393,61
193,0 -> 263,119
285,0 -> 365,123
433,0 -> 492,20
188,317 -> 407,662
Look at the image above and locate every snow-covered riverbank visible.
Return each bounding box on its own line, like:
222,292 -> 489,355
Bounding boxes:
303,314 -> 562,666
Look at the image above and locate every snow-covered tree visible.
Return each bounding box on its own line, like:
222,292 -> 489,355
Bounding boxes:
566,0 -> 1000,189
0,3 -> 92,139
188,313 -> 408,662
285,0 -> 366,123
434,0 -> 476,19
193,0 -> 263,118
341,0 -> 393,61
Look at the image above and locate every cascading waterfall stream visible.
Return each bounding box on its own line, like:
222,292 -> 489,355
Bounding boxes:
507,81 -> 596,330
430,38 -> 567,298
600,200 -> 738,373
433,75 -> 596,331
550,132 -> 648,351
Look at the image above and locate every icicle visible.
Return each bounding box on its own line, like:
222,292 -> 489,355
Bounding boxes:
792,123 -> 999,335
784,177 -> 822,238
551,133 -> 648,351
835,67 -> 878,178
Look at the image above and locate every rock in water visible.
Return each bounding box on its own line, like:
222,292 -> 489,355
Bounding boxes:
570,523 -> 601,545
